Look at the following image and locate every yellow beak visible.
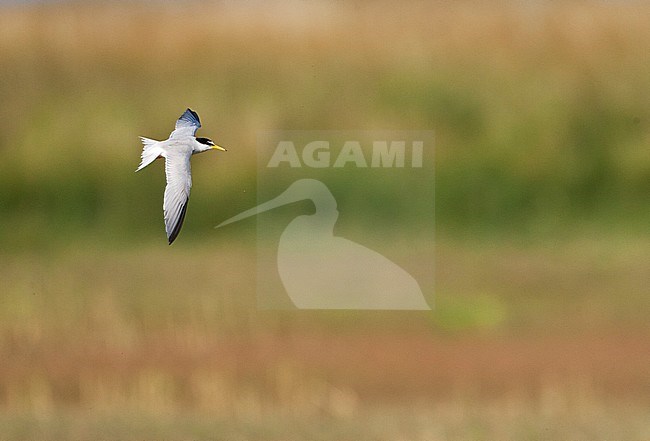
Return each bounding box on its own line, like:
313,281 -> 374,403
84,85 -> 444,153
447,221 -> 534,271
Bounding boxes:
211,145 -> 227,152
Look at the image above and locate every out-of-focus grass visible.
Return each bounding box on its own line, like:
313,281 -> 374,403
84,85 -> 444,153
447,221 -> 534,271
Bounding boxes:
2,401 -> 649,441
1,239 -> 649,439
0,1 -> 649,248
1,2 -> 650,439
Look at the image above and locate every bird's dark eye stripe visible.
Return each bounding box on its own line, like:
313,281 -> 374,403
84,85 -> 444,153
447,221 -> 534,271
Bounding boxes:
196,137 -> 213,145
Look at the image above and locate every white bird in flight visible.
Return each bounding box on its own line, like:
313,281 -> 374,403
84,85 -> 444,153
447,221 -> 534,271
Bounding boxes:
136,108 -> 226,244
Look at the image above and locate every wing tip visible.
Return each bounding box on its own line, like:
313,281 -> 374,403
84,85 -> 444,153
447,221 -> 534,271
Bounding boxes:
180,108 -> 201,127
166,200 -> 189,245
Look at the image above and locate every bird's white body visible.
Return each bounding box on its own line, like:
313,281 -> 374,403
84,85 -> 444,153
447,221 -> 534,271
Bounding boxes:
136,109 -> 225,244
136,137 -> 215,173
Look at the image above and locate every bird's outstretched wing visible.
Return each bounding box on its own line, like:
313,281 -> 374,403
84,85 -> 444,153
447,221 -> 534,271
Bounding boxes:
163,149 -> 193,244
170,108 -> 201,139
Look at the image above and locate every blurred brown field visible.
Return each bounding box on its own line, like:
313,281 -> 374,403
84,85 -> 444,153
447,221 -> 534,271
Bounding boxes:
1,1 -> 650,440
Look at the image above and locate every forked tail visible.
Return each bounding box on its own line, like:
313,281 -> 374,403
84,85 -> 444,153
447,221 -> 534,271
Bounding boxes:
136,137 -> 163,172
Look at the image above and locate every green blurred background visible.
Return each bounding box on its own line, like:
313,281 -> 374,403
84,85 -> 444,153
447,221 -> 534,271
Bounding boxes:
0,1 -> 649,440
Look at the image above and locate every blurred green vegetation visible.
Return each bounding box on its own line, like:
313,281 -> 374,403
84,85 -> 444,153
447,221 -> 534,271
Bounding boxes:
1,2 -> 650,439
0,2 -> 649,251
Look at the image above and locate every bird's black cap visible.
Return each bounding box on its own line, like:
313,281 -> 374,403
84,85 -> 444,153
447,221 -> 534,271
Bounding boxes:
196,137 -> 214,146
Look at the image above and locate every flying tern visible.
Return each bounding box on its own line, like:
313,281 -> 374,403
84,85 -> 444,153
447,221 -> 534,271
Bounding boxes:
136,108 -> 226,244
